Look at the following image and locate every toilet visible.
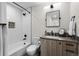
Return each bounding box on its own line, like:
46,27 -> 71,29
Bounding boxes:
26,37 -> 40,56
26,45 -> 40,56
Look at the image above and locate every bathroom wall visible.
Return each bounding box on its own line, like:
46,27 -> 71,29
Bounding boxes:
32,5 -> 45,43
32,3 -> 70,40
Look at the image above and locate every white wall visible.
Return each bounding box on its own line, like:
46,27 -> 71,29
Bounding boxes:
32,3 -> 70,40
32,6 -> 45,38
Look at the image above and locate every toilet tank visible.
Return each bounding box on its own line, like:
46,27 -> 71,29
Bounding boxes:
32,37 -> 40,45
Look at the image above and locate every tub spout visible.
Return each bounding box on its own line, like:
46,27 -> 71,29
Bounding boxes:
23,37 -> 26,40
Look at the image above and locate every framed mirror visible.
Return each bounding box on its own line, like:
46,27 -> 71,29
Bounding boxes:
46,10 -> 60,27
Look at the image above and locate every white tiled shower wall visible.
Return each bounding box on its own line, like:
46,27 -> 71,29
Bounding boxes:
6,3 -> 31,55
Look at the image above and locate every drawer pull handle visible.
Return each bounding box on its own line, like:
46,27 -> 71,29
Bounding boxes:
66,49 -> 74,53
66,44 -> 74,46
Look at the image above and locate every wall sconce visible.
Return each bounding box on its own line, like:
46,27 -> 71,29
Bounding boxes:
50,5 -> 53,8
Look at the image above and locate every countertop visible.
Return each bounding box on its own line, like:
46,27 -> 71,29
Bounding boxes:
40,36 -> 79,43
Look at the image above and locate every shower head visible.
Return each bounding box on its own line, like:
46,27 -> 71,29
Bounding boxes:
23,12 -> 26,16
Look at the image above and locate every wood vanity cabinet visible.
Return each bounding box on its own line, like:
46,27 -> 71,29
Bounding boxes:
41,38 -> 78,56
41,39 -> 62,56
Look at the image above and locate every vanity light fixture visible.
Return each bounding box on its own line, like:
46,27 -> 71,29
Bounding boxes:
50,5 -> 53,8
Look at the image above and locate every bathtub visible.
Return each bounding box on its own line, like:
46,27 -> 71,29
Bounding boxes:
7,41 -> 31,56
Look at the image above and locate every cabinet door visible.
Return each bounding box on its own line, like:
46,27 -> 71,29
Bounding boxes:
46,40 -> 51,56
56,41 -> 62,56
41,39 -> 48,56
50,40 -> 57,56
41,39 -> 51,56
41,39 -> 57,56
62,42 -> 66,56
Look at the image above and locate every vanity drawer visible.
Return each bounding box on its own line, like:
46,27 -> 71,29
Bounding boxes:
62,41 -> 77,56
63,41 -> 76,48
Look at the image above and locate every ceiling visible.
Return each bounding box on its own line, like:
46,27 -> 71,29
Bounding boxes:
16,2 -> 56,9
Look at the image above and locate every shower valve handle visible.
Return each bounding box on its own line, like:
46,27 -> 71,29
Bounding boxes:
24,34 -> 27,37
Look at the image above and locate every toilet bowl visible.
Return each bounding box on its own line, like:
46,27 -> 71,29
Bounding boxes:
26,45 -> 39,56
26,37 -> 41,56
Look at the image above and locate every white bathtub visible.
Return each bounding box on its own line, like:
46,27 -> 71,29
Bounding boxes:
7,41 -> 31,56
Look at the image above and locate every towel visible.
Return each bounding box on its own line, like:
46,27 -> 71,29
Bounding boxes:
68,18 -> 76,36
72,21 -> 76,35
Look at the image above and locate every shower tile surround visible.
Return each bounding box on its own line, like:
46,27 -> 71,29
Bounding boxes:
6,3 -> 32,56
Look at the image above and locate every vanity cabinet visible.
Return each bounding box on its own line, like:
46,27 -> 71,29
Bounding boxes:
41,39 -> 62,56
40,37 -> 78,56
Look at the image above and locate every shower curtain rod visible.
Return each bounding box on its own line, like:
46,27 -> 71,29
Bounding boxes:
12,2 -> 31,14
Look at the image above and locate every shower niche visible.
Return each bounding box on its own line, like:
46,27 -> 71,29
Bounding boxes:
8,22 -> 15,28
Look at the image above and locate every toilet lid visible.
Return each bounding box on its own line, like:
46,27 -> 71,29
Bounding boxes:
27,45 -> 37,52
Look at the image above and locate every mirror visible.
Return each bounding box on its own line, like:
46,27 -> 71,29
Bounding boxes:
46,10 -> 60,27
